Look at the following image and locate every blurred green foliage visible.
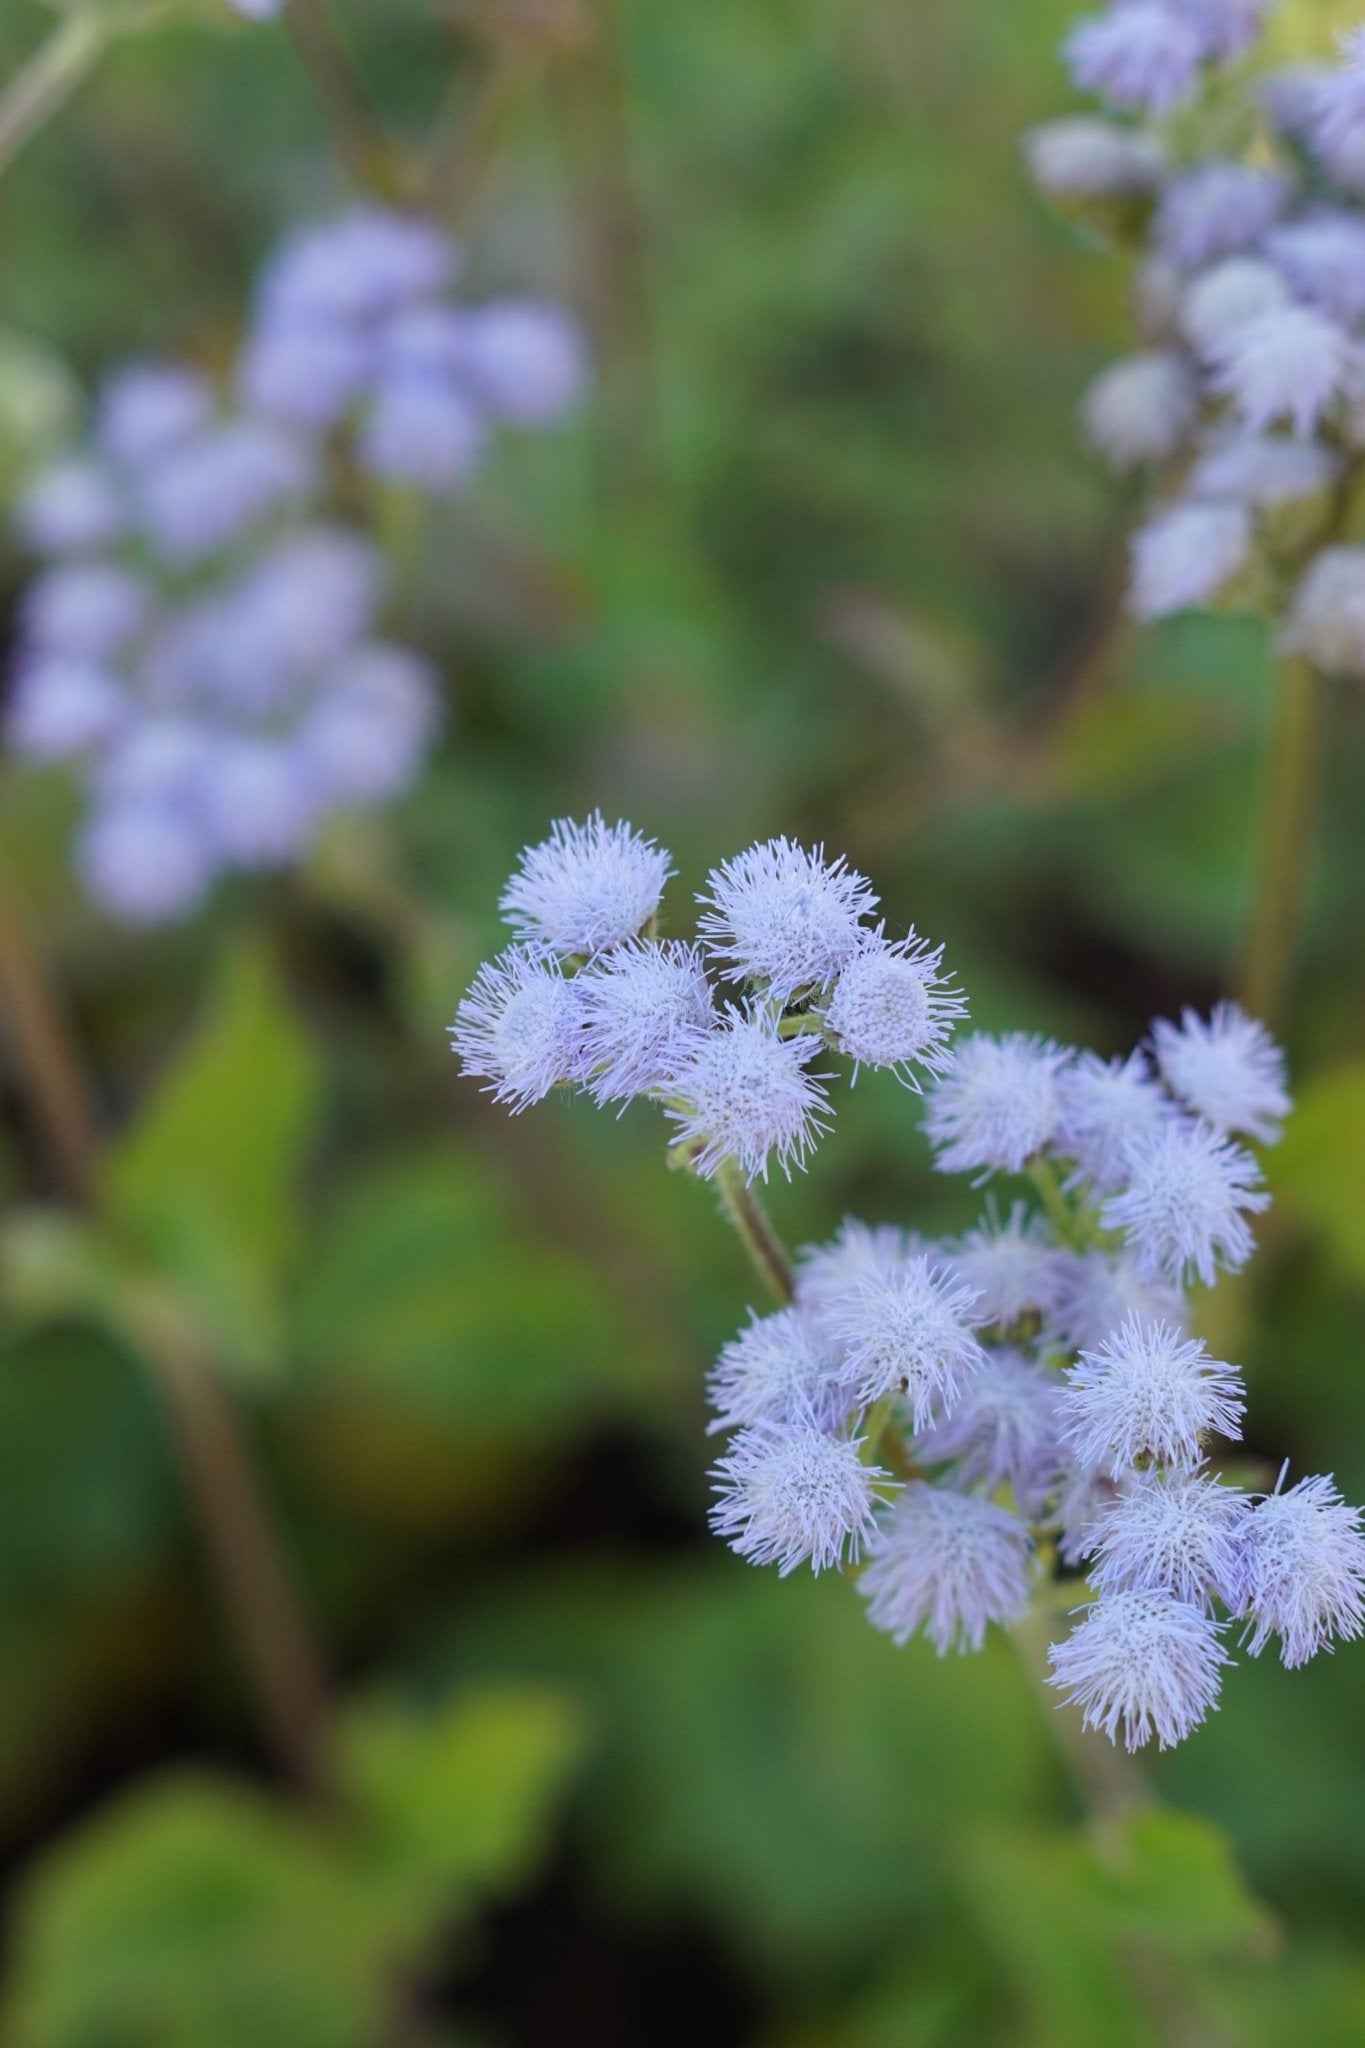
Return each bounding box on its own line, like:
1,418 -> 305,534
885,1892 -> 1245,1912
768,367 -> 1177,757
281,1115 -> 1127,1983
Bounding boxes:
0,0 -> 1364,2042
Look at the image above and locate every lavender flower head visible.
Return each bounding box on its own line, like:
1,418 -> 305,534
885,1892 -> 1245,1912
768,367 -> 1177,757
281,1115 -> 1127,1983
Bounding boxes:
664,1008 -> 833,1183
447,949 -> 586,1112
709,1420 -> 885,1577
1064,5 -> 1205,116
1088,1467 -> 1247,1609
1239,1473 -> 1365,1668
1048,1589 -> 1230,1751
500,813 -> 672,959
861,1485 -> 1033,1654
1058,1315 -> 1244,1476
1101,1119 -> 1268,1287
923,1032 -> 1070,1177
819,928 -> 966,1084
1152,1001 -> 1290,1143
697,838 -> 879,1001
822,1255 -> 984,1424
577,940 -> 715,1104
706,1306 -> 858,1435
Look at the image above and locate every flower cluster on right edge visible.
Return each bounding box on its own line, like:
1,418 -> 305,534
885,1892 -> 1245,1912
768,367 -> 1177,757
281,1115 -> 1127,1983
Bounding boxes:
451,820 -> 1365,1754
1027,2 -> 1365,656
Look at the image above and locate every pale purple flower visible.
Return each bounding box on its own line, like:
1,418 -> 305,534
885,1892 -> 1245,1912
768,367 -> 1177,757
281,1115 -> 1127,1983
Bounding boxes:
1101,1118 -> 1267,1287
1208,304 -> 1352,437
820,928 -> 964,1084
20,563 -> 151,662
1261,65 -> 1334,146
914,1348 -> 1063,1515
697,837 -> 878,1001
1152,1002 -> 1289,1143
136,419 -> 315,564
1188,432 -> 1339,507
1179,258 -> 1288,359
456,298 -> 590,424
237,320 -> 370,430
1081,351 -> 1198,472
576,939 -> 715,1104
295,643 -> 438,805
1281,546 -> 1365,678
200,736 -> 318,867
1055,1048 -> 1172,1193
861,1483 -> 1033,1653
663,1007 -> 833,1182
1023,117 -> 1163,201
1065,5 -> 1204,116
1048,1249 -> 1188,1356
1310,29 -> 1365,168
228,0 -> 286,16
1155,163 -> 1291,272
358,375 -> 487,491
15,458 -> 123,555
706,1305 -> 859,1434
822,1254 -> 985,1425
1239,1472 -> 1365,1667
77,803 -> 214,926
1048,1589 -> 1229,1750
5,658 -> 127,761
1089,1466 -> 1247,1609
709,1418 -> 884,1576
1054,1458 -> 1124,1568
950,1203 -> 1062,1328
258,207 -> 458,328
501,813 -> 672,959
1128,501 -> 1252,621
1264,212 -> 1365,328
1059,1314 -> 1244,1475
95,362 -> 214,468
448,946 -> 587,1111
1185,0 -> 1270,59
923,1031 -> 1070,1178
794,1218 -> 925,1317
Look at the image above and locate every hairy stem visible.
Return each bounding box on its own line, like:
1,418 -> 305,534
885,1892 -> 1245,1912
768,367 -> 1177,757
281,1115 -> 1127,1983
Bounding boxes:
1238,656 -> 1321,1031
0,870 -> 97,1203
713,1158 -> 795,1306
126,1287 -> 333,1799
0,11 -> 110,181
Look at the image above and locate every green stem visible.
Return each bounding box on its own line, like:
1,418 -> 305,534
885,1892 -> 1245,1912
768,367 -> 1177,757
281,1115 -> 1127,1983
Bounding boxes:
0,12 -> 111,181
0,868 -> 97,1204
713,1158 -> 794,1306
1026,1157 -> 1083,1249
286,0 -> 404,197
1238,656 -> 1321,1031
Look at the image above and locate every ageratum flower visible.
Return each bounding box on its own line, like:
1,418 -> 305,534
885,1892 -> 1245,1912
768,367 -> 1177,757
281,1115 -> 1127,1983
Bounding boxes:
696,837 -> 879,1001
795,1219 -> 926,1316
923,1032 -> 1070,1177
1154,164 -> 1291,271
1238,1473 -> 1365,1668
1151,1002 -> 1290,1144
1088,1467 -> 1248,1610
1281,546 -> 1365,679
1101,1119 -> 1268,1287
576,940 -> 716,1105
663,1007 -> 833,1183
913,1348 -> 1063,1515
949,1203 -> 1063,1329
861,1484 -> 1033,1653
820,927 -> 965,1084
1082,353 -> 1199,472
1058,1315 -> 1244,1476
1047,1248 -> 1188,1356
1054,1048 -> 1172,1193
1128,501 -> 1253,620
448,947 -> 587,1111
706,1305 -> 860,1435
1178,259 -> 1288,360
1207,304 -> 1352,438
709,1419 -> 885,1576
1023,118 -> 1164,201
1048,1589 -> 1230,1750
822,1254 -> 984,1425
1064,5 -> 1205,116
500,813 -> 673,960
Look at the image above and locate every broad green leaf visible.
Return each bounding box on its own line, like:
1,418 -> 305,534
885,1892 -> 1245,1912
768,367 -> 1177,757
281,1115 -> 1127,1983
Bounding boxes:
102,938 -> 321,1372
339,1684 -> 586,1906
3,1773 -> 398,2048
1273,1062 -> 1365,1286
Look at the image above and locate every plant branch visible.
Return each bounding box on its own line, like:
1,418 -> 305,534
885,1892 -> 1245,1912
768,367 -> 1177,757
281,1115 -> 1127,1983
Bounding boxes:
1238,655 -> 1321,1031
286,0 -> 403,197
125,1286 -> 333,1800
0,11 -> 111,183
0,870 -> 97,1204
713,1158 -> 794,1306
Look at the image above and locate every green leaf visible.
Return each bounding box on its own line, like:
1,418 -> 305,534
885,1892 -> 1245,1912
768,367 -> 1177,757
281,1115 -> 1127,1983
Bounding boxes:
339,1683 -> 586,1908
3,1773 -> 398,2048
102,938 -> 322,1373
1273,1061 -> 1365,1286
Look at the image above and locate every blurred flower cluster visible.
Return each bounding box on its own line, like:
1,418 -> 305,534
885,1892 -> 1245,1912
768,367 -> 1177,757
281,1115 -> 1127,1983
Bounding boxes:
454,821 -> 1365,1752
5,206 -> 587,925
1028,5 -> 1365,658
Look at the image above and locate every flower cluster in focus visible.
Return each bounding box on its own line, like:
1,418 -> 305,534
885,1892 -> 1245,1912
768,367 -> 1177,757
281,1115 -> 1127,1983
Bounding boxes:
1028,5 -> 1365,662
5,208 -> 588,925
454,818 -> 1365,1753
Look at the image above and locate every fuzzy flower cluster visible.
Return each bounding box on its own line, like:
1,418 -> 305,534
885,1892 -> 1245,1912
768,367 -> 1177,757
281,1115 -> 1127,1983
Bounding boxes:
451,822 -> 966,1178
1028,7 -> 1365,667
454,828 -> 1365,1751
5,207 -> 588,924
